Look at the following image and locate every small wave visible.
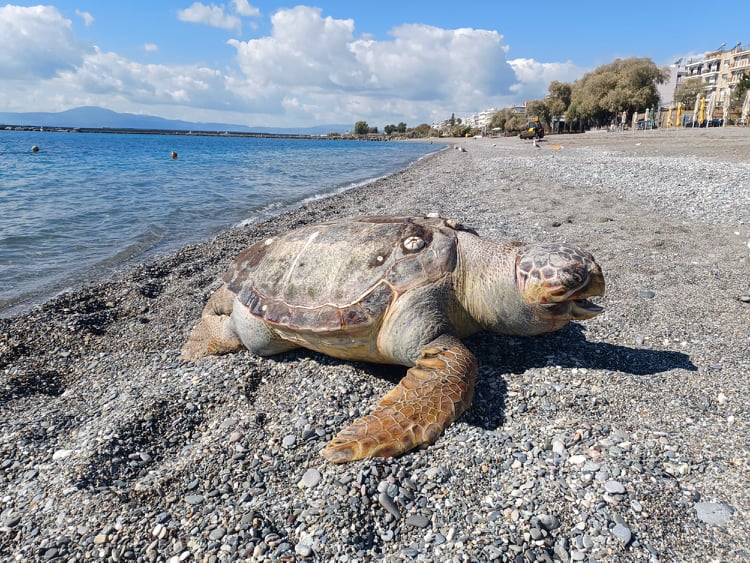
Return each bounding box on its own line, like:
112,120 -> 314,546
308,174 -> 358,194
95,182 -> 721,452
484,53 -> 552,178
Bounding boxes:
234,145 -> 443,230
96,223 -> 168,269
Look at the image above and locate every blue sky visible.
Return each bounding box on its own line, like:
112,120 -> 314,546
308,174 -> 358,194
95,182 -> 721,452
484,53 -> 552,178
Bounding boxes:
1,1 -> 745,127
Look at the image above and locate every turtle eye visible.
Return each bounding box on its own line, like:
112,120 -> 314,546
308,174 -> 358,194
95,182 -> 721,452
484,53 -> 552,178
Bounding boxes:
402,236 -> 425,251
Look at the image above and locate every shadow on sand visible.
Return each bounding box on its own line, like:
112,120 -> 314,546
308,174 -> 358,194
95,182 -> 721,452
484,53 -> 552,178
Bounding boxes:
347,323 -> 697,435
462,323 -> 697,431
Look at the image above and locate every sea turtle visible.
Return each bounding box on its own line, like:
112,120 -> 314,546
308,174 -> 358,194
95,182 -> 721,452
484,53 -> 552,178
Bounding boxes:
182,215 -> 605,463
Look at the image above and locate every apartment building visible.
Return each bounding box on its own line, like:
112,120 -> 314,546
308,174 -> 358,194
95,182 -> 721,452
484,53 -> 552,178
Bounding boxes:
669,42 -> 750,121
463,108 -> 498,129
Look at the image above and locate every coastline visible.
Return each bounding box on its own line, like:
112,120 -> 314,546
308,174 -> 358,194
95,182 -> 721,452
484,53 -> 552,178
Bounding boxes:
1,129 -> 749,561
0,134 -> 442,319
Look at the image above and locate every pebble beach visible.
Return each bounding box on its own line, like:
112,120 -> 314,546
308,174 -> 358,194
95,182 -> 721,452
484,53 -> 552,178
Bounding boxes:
1,127 -> 749,561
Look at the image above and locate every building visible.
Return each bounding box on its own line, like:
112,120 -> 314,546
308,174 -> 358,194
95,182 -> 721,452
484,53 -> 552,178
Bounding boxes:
464,108 -> 498,129
673,42 -> 750,122
658,60 -> 689,106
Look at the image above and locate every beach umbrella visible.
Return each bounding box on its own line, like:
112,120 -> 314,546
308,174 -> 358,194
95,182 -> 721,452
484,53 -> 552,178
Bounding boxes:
676,102 -> 683,127
692,93 -> 701,126
705,92 -> 715,125
666,104 -> 674,128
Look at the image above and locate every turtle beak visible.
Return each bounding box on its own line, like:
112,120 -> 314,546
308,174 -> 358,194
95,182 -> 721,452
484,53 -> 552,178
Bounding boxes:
541,265 -> 605,320
567,298 -> 604,319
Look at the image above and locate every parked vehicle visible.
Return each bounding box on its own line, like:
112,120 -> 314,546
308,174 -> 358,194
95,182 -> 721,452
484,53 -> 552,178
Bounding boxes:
519,120 -> 544,139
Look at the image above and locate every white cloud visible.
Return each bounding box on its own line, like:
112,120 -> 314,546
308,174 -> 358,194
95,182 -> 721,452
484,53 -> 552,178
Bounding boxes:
232,0 -> 260,17
508,58 -> 586,100
229,7 -> 358,89
56,47 -> 233,108
177,2 -> 241,33
227,6 -> 521,123
0,5 -> 88,79
0,4 -> 587,127
75,9 -> 94,27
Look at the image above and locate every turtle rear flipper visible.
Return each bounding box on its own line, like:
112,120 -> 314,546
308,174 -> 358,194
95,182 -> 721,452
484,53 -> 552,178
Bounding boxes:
181,285 -> 244,359
322,335 -> 477,462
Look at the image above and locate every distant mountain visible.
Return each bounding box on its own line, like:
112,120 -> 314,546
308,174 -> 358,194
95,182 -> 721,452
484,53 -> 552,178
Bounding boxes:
0,106 -> 351,135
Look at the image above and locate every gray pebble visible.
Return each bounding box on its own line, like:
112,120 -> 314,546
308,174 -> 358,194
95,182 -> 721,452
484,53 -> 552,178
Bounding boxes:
484,545 -> 504,559
52,449 -> 72,461
695,502 -> 734,526
378,492 -> 401,519
554,538 -> 570,563
583,461 -> 601,472
604,480 -> 625,494
209,527 -> 226,540
611,523 -> 632,545
405,514 -> 430,528
295,544 -> 312,557
639,289 -> 656,299
538,514 -> 561,531
3,515 -> 21,527
301,468 -> 322,488
282,434 -> 296,448
184,494 -> 204,505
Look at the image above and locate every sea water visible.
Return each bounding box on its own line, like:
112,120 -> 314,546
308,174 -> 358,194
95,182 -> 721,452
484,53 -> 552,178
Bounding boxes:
0,130 -> 439,316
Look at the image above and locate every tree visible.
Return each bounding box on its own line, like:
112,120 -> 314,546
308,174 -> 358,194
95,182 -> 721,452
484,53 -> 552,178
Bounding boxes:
380,122 -> 407,136
546,81 -> 572,118
673,77 -> 704,107
569,57 -> 668,126
489,108 -> 526,135
730,71 -> 750,115
354,121 -> 369,135
407,123 -> 433,138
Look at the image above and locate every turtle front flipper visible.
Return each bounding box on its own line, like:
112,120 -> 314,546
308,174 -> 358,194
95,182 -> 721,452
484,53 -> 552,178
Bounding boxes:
181,284 -> 244,360
322,335 -> 477,463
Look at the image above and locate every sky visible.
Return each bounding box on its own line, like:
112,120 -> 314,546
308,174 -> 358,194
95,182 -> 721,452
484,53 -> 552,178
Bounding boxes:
1,1 -> 746,128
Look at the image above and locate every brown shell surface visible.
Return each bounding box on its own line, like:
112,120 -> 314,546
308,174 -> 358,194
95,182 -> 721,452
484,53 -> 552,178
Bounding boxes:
224,216 -> 462,333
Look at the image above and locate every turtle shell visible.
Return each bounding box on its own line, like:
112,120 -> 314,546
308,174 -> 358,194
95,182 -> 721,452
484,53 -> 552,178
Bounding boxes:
224,216 -> 468,333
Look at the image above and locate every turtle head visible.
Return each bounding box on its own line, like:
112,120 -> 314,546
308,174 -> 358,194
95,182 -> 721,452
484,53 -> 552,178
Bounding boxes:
515,242 -> 605,331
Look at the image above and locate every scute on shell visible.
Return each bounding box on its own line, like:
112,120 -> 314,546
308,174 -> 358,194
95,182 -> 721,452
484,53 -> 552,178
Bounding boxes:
225,216 -> 467,333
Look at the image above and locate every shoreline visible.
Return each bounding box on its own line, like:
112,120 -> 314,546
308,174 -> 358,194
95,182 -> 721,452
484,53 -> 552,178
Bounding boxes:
1,129 -> 749,561
0,139 -> 446,320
